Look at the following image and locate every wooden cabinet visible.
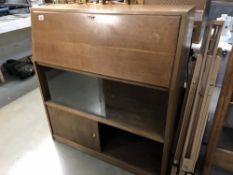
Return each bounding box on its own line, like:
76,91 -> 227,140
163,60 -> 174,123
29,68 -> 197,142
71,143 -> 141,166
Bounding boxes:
32,4 -> 194,175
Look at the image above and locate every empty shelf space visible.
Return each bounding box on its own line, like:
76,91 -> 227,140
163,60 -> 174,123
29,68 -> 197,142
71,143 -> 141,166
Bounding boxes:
100,124 -> 162,175
218,127 -> 233,152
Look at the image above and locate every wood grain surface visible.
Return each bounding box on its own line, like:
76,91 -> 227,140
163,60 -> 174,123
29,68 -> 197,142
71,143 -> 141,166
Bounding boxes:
48,105 -> 101,151
32,12 -> 180,88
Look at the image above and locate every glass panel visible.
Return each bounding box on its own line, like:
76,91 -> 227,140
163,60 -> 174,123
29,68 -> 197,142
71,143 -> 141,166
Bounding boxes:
44,67 -> 106,117
42,66 -> 168,122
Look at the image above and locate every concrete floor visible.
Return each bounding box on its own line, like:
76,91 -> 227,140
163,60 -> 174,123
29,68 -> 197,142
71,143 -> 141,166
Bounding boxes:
0,76 -> 36,108
0,89 -> 132,175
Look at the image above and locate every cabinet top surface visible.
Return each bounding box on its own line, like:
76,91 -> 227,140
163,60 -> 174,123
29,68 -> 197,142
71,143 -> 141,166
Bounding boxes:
32,4 -> 194,15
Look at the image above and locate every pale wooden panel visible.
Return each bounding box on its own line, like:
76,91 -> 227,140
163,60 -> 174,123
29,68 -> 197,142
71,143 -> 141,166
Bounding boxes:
32,12 -> 180,88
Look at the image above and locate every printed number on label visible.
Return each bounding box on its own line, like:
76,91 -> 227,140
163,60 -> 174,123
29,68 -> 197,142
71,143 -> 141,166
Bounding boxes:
38,15 -> 44,21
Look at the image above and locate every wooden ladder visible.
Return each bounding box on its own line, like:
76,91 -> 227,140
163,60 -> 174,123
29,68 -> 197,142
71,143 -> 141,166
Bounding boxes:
171,21 -> 224,175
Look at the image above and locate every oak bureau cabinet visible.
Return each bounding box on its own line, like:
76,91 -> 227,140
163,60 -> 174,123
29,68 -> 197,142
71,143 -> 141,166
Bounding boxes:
32,4 -> 194,175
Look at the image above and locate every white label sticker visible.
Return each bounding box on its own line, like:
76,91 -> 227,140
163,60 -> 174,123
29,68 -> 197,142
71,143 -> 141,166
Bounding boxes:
38,15 -> 44,21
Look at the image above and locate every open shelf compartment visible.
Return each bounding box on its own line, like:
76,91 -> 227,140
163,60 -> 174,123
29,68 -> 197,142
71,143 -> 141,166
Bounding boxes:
40,65 -> 168,143
99,123 -> 163,175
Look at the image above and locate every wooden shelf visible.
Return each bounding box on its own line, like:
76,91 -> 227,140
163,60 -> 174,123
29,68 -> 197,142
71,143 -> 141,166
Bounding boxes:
46,101 -> 165,143
100,124 -> 162,175
43,69 -> 167,143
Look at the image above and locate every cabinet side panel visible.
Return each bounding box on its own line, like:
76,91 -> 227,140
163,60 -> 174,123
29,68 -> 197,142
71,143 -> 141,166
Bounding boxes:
161,10 -> 194,175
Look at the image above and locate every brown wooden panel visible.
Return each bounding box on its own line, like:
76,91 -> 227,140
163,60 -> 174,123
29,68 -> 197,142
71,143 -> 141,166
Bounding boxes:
32,12 -> 180,88
160,9 -> 194,175
47,105 -> 101,151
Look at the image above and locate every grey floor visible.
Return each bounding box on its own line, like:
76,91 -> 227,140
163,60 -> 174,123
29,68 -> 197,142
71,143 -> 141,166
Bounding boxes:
0,88 -> 133,175
0,75 -> 36,108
